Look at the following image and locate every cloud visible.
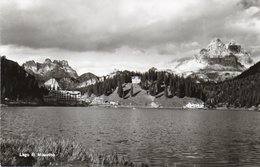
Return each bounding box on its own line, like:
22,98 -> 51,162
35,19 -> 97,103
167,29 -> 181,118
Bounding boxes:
1,0 -> 259,53
238,0 -> 260,9
1,0 -> 260,75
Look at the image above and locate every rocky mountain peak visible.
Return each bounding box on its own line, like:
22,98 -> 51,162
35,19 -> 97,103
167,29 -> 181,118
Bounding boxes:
205,38 -> 226,58
60,60 -> 68,66
77,73 -> 98,82
174,38 -> 254,82
227,40 -> 242,54
22,58 -> 78,83
196,38 -> 253,67
228,39 -> 239,46
209,38 -> 224,46
52,60 -> 68,66
44,58 -> 52,64
24,60 -> 36,66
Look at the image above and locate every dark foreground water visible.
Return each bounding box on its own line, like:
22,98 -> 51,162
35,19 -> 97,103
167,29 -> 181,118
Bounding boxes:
1,107 -> 260,167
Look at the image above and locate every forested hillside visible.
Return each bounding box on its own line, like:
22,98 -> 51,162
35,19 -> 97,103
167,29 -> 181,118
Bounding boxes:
80,63 -> 260,108
78,68 -> 205,101
204,61 -> 260,108
235,61 -> 260,80
1,56 -> 48,103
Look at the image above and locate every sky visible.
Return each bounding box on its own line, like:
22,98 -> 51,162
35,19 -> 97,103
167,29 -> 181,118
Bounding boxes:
0,0 -> 260,76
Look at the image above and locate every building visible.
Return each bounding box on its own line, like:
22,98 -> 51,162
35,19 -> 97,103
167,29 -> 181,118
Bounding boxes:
131,76 -> 141,84
91,97 -> 104,105
59,90 -> 81,100
183,102 -> 204,109
44,78 -> 60,90
109,101 -> 119,106
43,90 -> 81,103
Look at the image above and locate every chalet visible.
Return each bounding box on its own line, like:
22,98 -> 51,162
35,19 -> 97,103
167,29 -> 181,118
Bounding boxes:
44,78 -> 60,90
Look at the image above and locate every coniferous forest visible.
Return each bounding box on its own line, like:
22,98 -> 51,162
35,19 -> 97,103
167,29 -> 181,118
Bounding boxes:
79,62 -> 260,108
78,68 -> 206,104
204,61 -> 260,108
1,56 -> 48,103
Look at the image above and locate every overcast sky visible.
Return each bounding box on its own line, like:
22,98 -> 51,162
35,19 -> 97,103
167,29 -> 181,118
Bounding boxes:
1,0 -> 260,76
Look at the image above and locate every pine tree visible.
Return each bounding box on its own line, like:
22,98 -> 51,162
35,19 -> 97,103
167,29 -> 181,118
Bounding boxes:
117,81 -> 123,98
164,86 -> 168,97
130,84 -> 134,97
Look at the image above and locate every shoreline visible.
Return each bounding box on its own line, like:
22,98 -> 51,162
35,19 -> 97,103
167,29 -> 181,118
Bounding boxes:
1,103 -> 259,111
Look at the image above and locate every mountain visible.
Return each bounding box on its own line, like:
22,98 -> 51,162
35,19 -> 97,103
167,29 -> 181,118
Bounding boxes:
173,38 -> 254,82
1,56 -> 48,103
23,58 -> 78,81
23,58 -> 78,89
76,73 -> 99,88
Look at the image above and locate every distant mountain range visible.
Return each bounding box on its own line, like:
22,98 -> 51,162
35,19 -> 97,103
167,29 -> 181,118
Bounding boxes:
21,38 -> 256,90
1,55 -> 259,108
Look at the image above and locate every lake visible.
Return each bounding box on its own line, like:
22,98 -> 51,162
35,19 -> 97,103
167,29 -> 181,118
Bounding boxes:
1,107 -> 260,167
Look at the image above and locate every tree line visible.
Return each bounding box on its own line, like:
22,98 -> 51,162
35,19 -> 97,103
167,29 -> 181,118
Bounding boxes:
79,64 -> 260,108
78,68 -> 205,101
204,62 -> 260,108
1,56 -> 48,103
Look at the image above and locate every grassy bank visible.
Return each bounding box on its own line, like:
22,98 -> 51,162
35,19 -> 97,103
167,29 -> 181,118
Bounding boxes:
0,137 -> 149,167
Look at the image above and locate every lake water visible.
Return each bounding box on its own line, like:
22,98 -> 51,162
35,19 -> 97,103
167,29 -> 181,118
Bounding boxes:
1,107 -> 260,167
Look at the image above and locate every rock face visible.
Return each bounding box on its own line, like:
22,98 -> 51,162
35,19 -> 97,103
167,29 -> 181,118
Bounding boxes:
196,38 -> 252,68
22,59 -> 101,90
76,73 -> 99,88
23,58 -> 78,81
23,59 -> 78,89
175,38 -> 254,82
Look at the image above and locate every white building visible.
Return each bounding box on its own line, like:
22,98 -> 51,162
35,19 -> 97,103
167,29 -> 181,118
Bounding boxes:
131,76 -> 141,84
183,102 -> 204,109
109,101 -> 119,106
59,90 -> 81,99
151,102 -> 159,108
44,78 -> 60,90
91,97 -> 104,105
